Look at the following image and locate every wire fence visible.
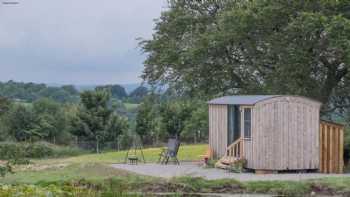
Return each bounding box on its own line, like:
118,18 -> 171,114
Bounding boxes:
72,140 -> 170,152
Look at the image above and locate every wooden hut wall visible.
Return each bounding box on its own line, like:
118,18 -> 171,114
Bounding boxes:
245,96 -> 321,170
319,121 -> 344,173
209,104 -> 228,158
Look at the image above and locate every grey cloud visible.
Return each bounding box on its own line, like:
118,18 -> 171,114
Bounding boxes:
0,0 -> 166,84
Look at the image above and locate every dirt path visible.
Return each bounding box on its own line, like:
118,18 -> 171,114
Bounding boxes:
111,162 -> 350,181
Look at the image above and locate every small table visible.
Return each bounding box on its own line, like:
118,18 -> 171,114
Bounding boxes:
128,155 -> 138,165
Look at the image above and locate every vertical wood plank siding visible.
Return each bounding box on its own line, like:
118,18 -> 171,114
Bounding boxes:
319,121 -> 344,173
209,104 -> 228,158
245,96 -> 321,170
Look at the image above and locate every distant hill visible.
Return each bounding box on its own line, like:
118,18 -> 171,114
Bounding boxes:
0,80 -> 157,103
121,83 -> 145,94
74,83 -> 147,94
74,85 -> 97,92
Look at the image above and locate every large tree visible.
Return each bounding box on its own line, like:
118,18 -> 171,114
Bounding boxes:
96,85 -> 128,100
2,104 -> 37,141
32,98 -> 67,144
159,101 -> 194,139
141,0 -> 350,114
135,95 -> 158,144
76,90 -> 127,153
129,86 -> 149,103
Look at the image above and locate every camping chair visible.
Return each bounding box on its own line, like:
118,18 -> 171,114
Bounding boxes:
158,138 -> 180,165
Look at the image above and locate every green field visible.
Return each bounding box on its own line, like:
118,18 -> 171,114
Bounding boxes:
124,103 -> 139,111
33,144 -> 207,165
1,144 -> 350,196
0,144 -> 207,184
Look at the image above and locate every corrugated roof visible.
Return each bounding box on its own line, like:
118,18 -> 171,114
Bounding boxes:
208,95 -> 279,105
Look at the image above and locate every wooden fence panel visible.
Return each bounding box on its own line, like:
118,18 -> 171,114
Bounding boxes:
319,121 -> 344,173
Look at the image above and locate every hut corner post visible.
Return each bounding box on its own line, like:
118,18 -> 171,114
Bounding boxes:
319,120 -> 344,174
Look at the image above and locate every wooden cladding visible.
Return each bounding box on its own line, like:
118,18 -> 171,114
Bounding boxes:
209,104 -> 228,158
246,96 -> 320,170
319,121 -> 344,173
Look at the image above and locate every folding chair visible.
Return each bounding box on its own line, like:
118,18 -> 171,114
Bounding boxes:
158,138 -> 180,165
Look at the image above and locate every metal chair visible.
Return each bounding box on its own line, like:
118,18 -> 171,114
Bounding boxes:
158,138 -> 180,165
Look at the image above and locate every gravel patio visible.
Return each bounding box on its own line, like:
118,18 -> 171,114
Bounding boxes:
111,162 -> 350,181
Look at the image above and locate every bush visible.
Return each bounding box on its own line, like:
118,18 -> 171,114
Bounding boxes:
0,142 -> 85,160
0,162 -> 12,177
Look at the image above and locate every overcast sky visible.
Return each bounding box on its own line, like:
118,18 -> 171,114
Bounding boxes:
0,0 -> 166,85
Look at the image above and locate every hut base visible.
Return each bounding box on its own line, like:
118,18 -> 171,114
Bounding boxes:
254,170 -> 277,174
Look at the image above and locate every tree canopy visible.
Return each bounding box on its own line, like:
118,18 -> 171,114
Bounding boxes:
96,85 -> 128,100
129,86 -> 149,103
141,0 -> 350,114
0,81 -> 79,103
75,90 -> 128,153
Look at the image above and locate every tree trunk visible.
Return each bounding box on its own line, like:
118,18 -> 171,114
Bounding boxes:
194,132 -> 197,144
96,140 -> 100,154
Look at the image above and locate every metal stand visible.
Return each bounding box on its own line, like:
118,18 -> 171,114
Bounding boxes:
124,135 -> 146,164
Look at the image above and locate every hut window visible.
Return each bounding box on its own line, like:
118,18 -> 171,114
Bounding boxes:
228,105 -> 241,144
244,108 -> 251,139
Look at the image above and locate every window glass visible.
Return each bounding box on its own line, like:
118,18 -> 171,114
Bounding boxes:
228,105 -> 241,144
244,108 -> 251,138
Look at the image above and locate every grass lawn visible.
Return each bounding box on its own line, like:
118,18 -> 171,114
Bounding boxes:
32,144 -> 207,166
0,163 -> 148,184
0,144 -> 207,184
1,143 -> 350,196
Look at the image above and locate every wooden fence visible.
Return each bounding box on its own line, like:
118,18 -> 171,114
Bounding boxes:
319,120 -> 344,173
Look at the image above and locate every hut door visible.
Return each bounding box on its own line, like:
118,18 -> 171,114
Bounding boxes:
228,105 -> 241,145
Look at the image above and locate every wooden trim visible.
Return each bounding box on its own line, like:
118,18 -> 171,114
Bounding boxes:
319,121 -> 344,173
226,137 -> 244,158
240,106 -> 252,140
339,127 -> 344,173
320,120 -> 345,127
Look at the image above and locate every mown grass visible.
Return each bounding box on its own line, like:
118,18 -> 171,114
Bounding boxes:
0,163 -> 140,184
1,143 -> 350,196
32,144 -> 207,166
0,144 -> 207,184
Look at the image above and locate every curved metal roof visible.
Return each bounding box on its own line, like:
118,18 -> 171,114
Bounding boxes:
208,95 -> 279,105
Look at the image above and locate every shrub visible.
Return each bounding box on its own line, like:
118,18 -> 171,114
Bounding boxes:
0,142 -> 24,160
204,159 -> 217,168
0,162 -> 12,177
0,142 -> 85,160
229,158 -> 247,173
25,142 -> 54,158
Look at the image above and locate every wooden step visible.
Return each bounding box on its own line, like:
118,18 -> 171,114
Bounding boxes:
215,156 -> 240,169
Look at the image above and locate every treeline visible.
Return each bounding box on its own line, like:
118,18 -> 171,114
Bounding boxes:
0,81 -> 79,103
135,92 -> 209,145
0,81 -> 149,104
0,90 -> 129,153
0,85 -> 208,153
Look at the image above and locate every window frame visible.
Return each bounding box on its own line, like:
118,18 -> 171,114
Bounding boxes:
227,105 -> 241,145
240,106 -> 252,140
